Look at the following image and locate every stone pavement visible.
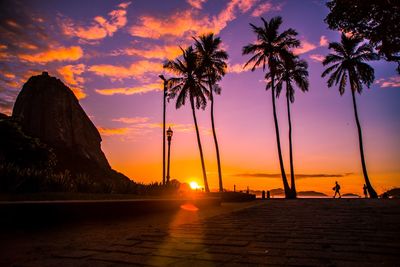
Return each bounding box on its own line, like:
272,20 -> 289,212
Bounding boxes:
1,199 -> 399,266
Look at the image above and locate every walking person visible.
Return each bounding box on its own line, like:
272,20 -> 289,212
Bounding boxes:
333,181 -> 341,198
363,184 -> 368,198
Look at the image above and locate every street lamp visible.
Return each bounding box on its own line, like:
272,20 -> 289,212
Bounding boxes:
166,127 -> 173,184
159,75 -> 167,185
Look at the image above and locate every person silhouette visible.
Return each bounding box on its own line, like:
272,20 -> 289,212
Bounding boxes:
363,184 -> 368,198
333,181 -> 341,198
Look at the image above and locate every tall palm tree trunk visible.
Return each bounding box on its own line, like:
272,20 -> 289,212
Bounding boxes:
191,98 -> 210,193
208,83 -> 223,192
271,76 -> 292,198
286,91 -> 296,198
351,90 -> 378,198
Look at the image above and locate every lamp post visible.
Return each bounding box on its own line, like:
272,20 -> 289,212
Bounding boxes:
159,75 -> 167,185
166,127 -> 173,184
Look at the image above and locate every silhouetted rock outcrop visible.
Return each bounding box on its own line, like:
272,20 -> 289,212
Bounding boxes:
269,188 -> 284,196
13,72 -> 109,169
298,191 -> 327,197
11,72 -> 131,189
342,193 -> 360,197
381,188 -> 399,198
0,112 -> 8,120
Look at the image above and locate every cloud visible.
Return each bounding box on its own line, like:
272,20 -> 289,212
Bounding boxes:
17,42 -> 38,50
18,46 -> 83,64
319,35 -> 329,47
57,64 -> 85,86
98,117 -> 211,140
375,76 -> 400,88
129,0 -> 258,39
60,2 -> 130,42
112,44 -> 182,60
111,117 -> 210,135
95,82 -> 162,96
112,117 -> 150,124
0,0 -> 75,112
0,89 -> 18,115
0,1 -> 57,57
68,88 -> 85,100
233,173 -> 354,179
0,70 -> 16,80
0,51 -> 11,61
0,69 -> 20,90
118,2 -> 131,9
212,0 -> 257,33
251,1 -> 282,17
309,54 -> 325,62
251,2 -> 272,17
97,127 -> 129,136
57,64 -> 86,99
187,0 -> 207,9
227,62 -> 249,73
293,40 -> 317,55
88,60 -> 162,80
129,10 -> 210,39
0,99 -> 13,115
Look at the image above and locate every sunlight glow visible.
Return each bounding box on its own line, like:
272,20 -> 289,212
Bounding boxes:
180,203 -> 199,211
189,181 -> 200,190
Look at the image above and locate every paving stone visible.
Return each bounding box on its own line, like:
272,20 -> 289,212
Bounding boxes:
185,239 -> 249,247
234,255 -> 287,265
2,199 -> 399,266
51,250 -> 97,259
90,252 -> 177,266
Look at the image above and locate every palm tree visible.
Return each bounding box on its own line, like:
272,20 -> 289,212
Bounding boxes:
242,16 -> 299,199
163,46 -> 210,193
269,56 -> 309,197
322,33 -> 379,198
193,33 -> 228,192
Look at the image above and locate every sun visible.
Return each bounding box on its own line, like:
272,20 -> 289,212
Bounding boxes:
189,181 -> 200,190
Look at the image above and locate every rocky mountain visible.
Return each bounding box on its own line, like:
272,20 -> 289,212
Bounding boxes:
8,72 -> 131,191
297,191 -> 327,197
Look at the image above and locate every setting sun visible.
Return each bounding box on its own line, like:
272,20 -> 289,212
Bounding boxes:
189,181 -> 200,190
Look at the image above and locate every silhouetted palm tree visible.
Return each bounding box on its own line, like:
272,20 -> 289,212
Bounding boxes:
194,33 -> 228,192
322,33 -> 379,198
268,56 -> 309,197
242,16 -> 299,199
163,46 -> 210,193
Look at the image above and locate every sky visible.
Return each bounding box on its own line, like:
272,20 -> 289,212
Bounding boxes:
0,0 -> 399,195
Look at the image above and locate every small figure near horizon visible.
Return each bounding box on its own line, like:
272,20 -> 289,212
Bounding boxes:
262,190 -> 266,199
363,184 -> 368,198
333,181 -> 341,198
246,186 -> 249,194
234,184 -> 236,192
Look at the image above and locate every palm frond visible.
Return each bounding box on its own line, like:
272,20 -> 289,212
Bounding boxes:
321,63 -> 339,77
356,62 -> 375,88
338,71 -> 347,95
322,33 -> 378,95
323,54 -> 344,66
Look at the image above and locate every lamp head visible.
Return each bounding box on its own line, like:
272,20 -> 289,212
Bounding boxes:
166,127 -> 173,137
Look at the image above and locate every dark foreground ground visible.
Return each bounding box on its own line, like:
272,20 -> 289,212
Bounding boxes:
1,199 -> 399,267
